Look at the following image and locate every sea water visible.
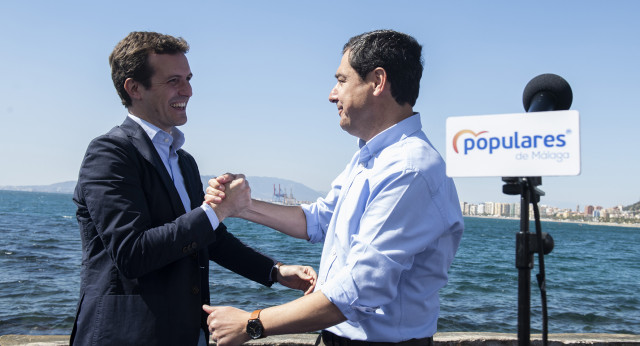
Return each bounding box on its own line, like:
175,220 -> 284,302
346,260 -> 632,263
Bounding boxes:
0,190 -> 638,335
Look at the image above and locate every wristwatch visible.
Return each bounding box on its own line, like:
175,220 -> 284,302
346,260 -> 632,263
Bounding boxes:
246,309 -> 265,339
270,262 -> 283,283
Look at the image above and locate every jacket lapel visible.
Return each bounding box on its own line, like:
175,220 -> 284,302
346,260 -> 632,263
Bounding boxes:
119,117 -> 186,215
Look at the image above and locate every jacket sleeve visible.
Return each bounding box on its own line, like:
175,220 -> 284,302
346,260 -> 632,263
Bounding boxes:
207,225 -> 276,287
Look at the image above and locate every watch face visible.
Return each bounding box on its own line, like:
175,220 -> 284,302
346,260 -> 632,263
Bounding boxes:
246,319 -> 264,339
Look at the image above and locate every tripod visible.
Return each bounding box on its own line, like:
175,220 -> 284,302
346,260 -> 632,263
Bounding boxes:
503,177 -> 554,346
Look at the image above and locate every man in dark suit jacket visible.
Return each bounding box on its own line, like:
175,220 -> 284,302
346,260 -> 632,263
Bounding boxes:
71,31 -> 316,346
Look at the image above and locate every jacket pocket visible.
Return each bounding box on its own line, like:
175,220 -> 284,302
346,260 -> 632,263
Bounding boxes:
92,295 -> 163,345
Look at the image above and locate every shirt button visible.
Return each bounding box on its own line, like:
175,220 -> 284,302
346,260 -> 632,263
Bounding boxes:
192,286 -> 200,294
164,138 -> 169,143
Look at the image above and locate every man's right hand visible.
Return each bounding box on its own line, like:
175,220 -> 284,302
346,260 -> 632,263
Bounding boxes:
204,173 -> 251,221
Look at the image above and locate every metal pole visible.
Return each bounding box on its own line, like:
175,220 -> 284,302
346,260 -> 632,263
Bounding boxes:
517,180 -> 531,346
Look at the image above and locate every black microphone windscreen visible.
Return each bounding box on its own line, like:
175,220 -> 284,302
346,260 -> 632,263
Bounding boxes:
522,73 -> 573,112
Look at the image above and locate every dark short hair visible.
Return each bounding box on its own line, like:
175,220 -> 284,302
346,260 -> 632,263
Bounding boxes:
109,31 -> 190,107
343,30 -> 423,107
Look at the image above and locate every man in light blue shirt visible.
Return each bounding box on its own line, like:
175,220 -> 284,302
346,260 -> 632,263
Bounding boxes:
203,29 -> 464,346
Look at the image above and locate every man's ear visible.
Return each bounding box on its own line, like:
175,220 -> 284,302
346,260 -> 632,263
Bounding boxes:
371,67 -> 387,96
124,78 -> 142,101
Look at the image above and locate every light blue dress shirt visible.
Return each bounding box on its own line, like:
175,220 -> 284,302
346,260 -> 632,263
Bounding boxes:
127,115 -> 220,235
301,113 -> 464,342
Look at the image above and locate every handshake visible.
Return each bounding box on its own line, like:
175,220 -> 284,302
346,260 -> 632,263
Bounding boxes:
203,173 -> 252,222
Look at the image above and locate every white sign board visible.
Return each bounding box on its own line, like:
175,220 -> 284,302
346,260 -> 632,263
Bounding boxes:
446,110 -> 581,177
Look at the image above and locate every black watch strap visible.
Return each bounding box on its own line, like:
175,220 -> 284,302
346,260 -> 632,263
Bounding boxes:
270,262 -> 282,283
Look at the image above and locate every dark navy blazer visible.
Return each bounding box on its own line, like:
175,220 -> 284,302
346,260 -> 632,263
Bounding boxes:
70,117 -> 274,345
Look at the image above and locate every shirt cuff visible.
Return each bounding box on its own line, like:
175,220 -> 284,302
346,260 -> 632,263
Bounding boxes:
321,269 -> 378,322
300,203 -> 321,243
200,204 -> 220,230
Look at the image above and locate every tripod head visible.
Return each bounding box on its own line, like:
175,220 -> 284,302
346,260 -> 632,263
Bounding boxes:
502,177 -> 545,204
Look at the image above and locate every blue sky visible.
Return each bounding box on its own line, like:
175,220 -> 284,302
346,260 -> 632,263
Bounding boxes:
1,1 -> 638,209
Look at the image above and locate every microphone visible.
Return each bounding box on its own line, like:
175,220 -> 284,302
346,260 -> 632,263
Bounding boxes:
522,73 -> 573,112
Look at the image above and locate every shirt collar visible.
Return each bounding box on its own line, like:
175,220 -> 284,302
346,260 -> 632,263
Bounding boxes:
357,113 -> 422,164
127,113 -> 186,150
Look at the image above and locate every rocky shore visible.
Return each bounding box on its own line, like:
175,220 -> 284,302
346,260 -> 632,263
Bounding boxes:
1,332 -> 639,346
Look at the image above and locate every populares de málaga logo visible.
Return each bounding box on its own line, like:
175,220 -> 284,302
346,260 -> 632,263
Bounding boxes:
452,129 -> 568,155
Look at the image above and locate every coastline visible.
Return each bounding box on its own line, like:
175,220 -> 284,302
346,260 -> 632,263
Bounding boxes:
465,215 -> 640,228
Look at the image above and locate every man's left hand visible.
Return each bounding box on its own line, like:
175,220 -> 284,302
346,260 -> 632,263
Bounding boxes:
202,305 -> 250,346
277,264 -> 317,295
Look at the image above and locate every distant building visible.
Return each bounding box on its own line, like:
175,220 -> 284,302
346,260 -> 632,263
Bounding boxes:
510,203 -> 520,217
585,205 -> 595,216
459,200 -> 638,225
484,202 -> 494,215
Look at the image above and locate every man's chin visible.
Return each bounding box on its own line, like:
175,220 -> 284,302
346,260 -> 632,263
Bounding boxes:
173,114 -> 188,127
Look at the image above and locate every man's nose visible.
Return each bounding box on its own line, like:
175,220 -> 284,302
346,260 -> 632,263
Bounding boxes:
328,84 -> 338,103
180,80 -> 193,97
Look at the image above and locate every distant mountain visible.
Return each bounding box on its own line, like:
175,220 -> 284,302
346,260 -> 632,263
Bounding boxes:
0,180 -> 77,194
623,200 -> 640,212
1,177 -> 326,203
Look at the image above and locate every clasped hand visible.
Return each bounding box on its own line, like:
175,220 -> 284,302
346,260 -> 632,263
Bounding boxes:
203,173 -> 251,221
